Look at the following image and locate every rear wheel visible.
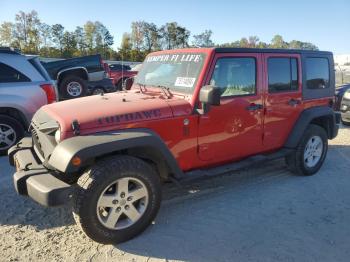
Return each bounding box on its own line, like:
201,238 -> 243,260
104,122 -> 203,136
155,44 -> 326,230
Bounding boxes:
60,76 -> 87,99
285,124 -> 328,176
0,115 -> 24,155
73,155 -> 161,244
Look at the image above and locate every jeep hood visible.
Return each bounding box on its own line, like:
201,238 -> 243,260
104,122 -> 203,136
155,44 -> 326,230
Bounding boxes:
40,91 -> 176,135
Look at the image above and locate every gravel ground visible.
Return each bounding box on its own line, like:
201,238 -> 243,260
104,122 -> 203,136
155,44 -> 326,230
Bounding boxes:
0,125 -> 349,262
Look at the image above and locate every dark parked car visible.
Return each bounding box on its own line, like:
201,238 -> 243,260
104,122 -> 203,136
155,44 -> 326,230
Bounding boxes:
334,83 -> 350,111
87,78 -> 116,95
42,55 -> 108,99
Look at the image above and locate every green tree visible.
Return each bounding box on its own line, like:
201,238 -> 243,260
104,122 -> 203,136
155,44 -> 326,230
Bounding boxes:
270,34 -> 287,48
74,26 -> 86,56
39,23 -> 51,56
94,22 -> 114,58
14,10 -> 41,53
248,36 -> 259,47
84,21 -> 96,53
118,32 -> 132,60
51,24 -> 65,55
192,29 -> 214,47
131,21 -> 144,51
0,22 -> 14,46
142,22 -> 160,52
239,37 -> 249,47
160,22 -> 190,49
61,31 -> 77,58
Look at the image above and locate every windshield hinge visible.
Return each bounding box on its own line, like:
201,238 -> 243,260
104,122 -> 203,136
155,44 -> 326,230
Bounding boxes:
71,119 -> 80,135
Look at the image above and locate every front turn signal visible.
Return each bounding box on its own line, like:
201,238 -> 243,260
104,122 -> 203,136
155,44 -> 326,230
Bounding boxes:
72,156 -> 82,166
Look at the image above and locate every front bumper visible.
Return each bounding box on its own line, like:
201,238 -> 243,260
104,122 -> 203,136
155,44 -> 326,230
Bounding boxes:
8,137 -> 74,207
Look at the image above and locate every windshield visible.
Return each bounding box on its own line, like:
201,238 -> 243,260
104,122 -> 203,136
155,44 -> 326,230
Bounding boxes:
135,52 -> 206,93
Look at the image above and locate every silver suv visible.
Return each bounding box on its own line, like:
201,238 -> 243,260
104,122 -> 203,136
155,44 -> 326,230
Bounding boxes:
0,47 -> 57,155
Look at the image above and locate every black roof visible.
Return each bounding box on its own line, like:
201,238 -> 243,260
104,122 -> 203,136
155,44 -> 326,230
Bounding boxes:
214,47 -> 332,55
0,47 -> 21,55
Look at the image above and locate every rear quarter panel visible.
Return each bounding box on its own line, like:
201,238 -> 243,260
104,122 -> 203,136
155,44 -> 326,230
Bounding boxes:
0,81 -> 48,123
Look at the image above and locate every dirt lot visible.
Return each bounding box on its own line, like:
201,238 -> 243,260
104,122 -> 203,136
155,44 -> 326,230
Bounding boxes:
0,125 -> 349,262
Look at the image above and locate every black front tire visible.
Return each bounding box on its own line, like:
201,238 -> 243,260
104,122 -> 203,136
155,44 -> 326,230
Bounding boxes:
73,155 -> 161,244
285,124 -> 328,176
0,115 -> 24,155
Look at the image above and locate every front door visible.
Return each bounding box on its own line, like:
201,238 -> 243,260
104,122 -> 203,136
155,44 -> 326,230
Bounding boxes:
262,54 -> 303,151
197,53 -> 264,165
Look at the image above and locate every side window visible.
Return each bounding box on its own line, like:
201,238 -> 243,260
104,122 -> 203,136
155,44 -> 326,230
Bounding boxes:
110,64 -> 121,71
306,58 -> 329,89
210,57 -> 256,97
268,58 -> 298,93
0,63 -> 30,83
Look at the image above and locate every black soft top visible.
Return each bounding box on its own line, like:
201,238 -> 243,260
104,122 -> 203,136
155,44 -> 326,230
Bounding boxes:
214,47 -> 332,56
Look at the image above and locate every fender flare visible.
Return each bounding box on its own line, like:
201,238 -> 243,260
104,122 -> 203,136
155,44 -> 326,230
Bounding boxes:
48,129 -> 184,178
284,106 -> 339,148
56,67 -> 89,82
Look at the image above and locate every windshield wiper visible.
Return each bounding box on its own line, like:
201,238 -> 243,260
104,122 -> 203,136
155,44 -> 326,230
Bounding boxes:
135,82 -> 147,93
154,85 -> 173,99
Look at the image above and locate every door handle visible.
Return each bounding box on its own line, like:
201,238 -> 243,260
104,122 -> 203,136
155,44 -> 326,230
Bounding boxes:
246,103 -> 263,111
288,99 -> 301,106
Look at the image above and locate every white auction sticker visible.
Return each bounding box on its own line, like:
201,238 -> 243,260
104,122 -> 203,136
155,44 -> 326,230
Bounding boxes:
175,77 -> 196,88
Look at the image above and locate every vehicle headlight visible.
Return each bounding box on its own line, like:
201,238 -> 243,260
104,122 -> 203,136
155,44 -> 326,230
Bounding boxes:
55,129 -> 61,143
344,90 -> 350,100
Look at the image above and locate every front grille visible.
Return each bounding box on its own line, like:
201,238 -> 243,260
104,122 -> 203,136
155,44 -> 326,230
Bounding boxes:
31,126 -> 45,159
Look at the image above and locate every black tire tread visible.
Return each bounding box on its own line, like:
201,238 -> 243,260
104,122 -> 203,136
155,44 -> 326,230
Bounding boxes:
59,75 -> 87,99
72,155 -> 161,244
285,124 -> 328,176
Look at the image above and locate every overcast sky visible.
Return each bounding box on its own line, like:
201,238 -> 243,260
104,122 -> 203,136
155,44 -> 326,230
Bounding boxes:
1,0 -> 349,54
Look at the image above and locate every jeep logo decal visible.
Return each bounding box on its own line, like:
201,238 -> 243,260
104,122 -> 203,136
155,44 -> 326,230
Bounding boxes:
97,109 -> 162,124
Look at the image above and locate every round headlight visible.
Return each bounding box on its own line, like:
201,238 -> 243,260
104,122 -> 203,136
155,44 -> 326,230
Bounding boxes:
55,129 -> 61,143
344,90 -> 350,100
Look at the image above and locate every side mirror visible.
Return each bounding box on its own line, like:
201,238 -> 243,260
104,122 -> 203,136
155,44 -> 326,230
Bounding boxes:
199,85 -> 221,106
197,85 -> 221,114
123,77 -> 134,90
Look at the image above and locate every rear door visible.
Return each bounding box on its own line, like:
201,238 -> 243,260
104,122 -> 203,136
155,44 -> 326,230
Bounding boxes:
263,53 -> 303,150
197,53 -> 264,164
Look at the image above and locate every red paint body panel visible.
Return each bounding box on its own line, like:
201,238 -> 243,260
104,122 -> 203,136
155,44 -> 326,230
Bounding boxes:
197,53 -> 264,164
110,70 -> 138,86
42,48 -> 333,173
262,53 -> 304,151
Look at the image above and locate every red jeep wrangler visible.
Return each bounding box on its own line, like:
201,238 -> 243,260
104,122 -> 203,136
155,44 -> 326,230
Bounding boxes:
9,48 -> 340,244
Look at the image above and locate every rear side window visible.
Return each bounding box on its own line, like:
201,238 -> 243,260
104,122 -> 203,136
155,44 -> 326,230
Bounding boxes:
109,64 -> 122,71
306,58 -> 329,89
0,63 -> 30,83
28,58 -> 51,81
268,58 -> 298,93
210,57 -> 256,97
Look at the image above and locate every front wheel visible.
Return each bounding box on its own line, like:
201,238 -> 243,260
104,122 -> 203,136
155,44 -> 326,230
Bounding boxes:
73,155 -> 161,244
285,124 -> 328,176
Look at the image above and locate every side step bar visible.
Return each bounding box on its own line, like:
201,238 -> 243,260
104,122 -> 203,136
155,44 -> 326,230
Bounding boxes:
179,148 -> 293,183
